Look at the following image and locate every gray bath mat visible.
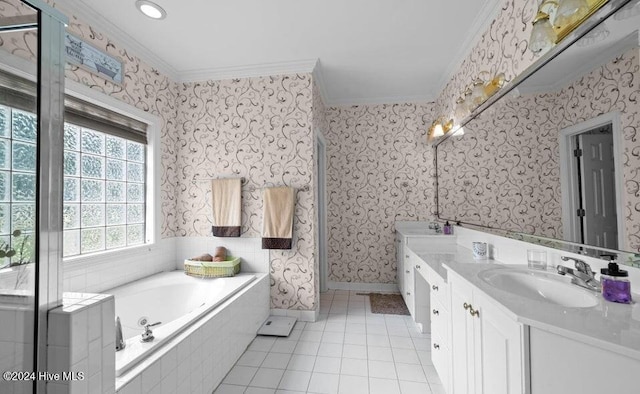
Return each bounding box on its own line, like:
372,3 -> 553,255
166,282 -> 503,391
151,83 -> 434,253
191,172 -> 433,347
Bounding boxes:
359,293 -> 410,315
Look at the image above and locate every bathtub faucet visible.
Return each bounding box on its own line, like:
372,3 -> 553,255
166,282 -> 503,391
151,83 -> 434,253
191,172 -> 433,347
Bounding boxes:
140,321 -> 162,343
115,317 -> 125,352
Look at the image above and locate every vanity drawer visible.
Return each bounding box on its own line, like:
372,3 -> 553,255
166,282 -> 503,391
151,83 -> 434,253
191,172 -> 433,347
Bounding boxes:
431,334 -> 450,388
431,299 -> 449,346
430,275 -> 448,311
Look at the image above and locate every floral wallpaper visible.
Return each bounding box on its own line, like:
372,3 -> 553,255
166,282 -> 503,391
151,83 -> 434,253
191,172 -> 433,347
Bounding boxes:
175,74 -> 317,310
437,47 -> 640,252
325,103 -> 436,283
0,0 -> 180,238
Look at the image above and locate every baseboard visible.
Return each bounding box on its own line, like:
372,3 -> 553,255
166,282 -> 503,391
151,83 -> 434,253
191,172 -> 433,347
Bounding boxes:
270,308 -> 318,323
327,281 -> 399,293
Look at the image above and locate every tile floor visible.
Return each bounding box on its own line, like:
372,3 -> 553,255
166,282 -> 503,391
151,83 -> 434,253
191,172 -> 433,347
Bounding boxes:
214,290 -> 445,394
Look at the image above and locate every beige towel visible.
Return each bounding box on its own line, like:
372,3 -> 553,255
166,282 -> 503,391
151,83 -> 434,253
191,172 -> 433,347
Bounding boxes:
262,187 -> 295,249
211,178 -> 242,237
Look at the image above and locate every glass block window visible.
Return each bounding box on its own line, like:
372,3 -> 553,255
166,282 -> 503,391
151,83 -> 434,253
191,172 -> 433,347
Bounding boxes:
63,123 -> 146,257
0,105 -> 37,267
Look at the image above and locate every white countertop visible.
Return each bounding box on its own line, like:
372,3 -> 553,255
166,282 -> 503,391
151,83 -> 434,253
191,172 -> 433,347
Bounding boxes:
405,242 -> 640,361
395,221 -> 449,237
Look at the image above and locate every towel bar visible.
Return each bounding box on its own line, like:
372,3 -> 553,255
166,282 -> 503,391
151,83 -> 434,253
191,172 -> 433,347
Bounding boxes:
191,177 -> 310,192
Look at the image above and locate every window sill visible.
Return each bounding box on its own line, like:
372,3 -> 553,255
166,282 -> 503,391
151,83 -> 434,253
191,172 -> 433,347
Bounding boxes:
63,242 -> 157,269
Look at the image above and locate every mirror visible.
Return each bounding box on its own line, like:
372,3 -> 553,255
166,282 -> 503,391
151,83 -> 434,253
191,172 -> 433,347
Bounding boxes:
436,0 -> 640,255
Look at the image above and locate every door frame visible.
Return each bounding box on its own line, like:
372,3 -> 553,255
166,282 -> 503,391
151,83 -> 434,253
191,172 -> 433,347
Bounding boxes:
315,132 -> 328,293
559,112 -> 625,249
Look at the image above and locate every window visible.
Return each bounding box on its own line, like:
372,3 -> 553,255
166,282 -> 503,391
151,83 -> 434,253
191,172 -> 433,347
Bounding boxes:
0,69 -> 149,260
62,124 -> 146,257
0,105 -> 37,266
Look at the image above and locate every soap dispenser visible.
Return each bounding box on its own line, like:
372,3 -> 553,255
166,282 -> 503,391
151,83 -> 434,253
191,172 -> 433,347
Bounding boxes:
600,255 -> 632,304
443,221 -> 452,235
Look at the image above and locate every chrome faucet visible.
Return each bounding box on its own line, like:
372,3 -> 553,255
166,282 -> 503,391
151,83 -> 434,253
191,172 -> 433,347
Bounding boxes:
115,316 -> 126,351
557,256 -> 601,291
140,321 -> 162,343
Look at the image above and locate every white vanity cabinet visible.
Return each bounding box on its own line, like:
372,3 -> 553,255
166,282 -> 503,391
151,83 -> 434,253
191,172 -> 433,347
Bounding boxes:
403,250 -> 415,316
395,233 -> 405,296
449,270 -> 528,394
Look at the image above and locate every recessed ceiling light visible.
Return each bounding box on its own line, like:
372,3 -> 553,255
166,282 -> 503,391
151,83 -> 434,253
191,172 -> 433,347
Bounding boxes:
135,0 -> 166,20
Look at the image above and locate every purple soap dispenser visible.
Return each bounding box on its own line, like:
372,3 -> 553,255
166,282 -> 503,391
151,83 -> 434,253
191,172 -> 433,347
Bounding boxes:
600,260 -> 632,304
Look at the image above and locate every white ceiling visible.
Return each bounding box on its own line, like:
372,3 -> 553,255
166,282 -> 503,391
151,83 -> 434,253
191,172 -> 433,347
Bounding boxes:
60,0 -> 502,106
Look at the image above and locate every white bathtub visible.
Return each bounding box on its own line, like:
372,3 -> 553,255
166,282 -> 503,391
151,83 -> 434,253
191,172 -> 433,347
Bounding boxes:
108,270 -> 256,377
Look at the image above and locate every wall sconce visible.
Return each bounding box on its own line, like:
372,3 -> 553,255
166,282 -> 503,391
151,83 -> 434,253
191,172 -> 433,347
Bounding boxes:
529,0 -> 608,55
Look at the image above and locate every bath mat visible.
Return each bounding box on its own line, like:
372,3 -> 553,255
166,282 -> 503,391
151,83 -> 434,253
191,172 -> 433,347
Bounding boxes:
362,293 -> 410,315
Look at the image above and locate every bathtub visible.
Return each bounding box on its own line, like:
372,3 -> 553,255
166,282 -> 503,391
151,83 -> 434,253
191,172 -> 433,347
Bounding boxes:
109,270 -> 257,377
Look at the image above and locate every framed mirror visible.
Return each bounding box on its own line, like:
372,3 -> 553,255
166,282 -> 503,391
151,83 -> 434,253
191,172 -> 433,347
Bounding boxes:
435,0 -> 640,258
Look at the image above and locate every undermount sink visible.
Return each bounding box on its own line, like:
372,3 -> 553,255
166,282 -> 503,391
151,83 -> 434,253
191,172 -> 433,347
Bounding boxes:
478,268 -> 599,308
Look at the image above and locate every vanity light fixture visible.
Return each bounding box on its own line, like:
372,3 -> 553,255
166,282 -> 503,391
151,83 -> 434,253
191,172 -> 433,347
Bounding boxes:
530,10 -> 557,54
529,0 -> 608,55
452,72 -> 506,126
428,117 -> 455,143
135,0 -> 167,20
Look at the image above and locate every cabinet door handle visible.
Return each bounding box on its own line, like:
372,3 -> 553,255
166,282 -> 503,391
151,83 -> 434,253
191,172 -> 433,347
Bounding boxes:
405,255 -> 409,259
433,343 -> 440,350
463,302 -> 471,310
406,292 -> 411,296
469,307 -> 480,318
432,285 -> 438,291
405,270 -> 410,274
432,309 -> 439,315
416,265 -> 421,269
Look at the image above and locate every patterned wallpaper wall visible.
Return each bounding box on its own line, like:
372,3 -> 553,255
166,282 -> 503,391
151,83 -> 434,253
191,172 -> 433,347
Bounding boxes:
0,0 -> 180,238
175,75 -> 317,310
325,103 -> 435,283
437,47 -> 640,251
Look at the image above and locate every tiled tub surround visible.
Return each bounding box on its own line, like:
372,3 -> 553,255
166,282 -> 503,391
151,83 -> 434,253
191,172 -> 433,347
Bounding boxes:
110,272 -> 259,376
116,273 -> 269,393
0,299 -> 34,394
46,292 -> 115,394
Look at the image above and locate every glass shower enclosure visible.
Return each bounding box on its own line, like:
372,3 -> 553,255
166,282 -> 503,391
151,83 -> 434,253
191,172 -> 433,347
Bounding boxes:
0,1 -> 66,393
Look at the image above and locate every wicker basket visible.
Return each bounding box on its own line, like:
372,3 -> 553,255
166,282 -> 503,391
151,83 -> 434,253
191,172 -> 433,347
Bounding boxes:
184,257 -> 241,278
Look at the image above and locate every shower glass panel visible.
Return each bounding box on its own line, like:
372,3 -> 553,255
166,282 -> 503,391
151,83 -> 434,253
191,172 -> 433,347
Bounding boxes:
0,1 -> 39,393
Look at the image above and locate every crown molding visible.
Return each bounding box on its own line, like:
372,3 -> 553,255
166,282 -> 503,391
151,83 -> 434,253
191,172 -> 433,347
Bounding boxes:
311,60 -> 330,107
178,58 -> 317,83
432,0 -> 504,100
53,0 -> 180,81
518,30 -> 640,95
327,93 -> 436,108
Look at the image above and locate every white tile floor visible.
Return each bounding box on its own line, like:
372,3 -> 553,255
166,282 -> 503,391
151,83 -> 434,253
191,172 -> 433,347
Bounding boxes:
214,290 -> 445,394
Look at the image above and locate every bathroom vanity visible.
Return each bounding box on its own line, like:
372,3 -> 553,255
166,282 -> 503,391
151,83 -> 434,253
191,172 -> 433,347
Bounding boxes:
396,224 -> 640,394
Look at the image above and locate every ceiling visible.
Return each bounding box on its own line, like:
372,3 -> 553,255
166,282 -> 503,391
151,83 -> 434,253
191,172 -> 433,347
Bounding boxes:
60,0 -> 502,106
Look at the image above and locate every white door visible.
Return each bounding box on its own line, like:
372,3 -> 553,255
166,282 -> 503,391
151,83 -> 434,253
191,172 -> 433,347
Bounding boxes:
578,132 -> 618,249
